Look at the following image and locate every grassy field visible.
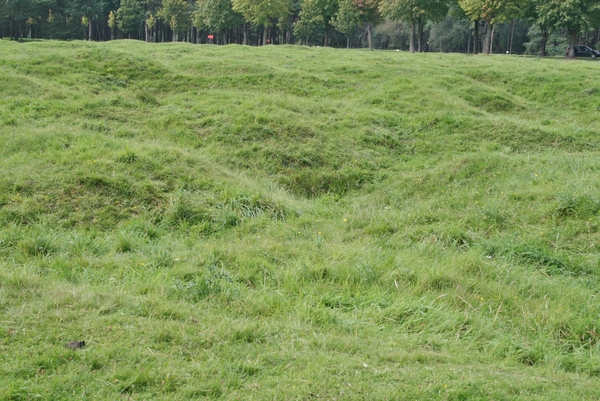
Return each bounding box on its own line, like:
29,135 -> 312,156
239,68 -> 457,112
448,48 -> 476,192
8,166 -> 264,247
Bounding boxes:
1,39 -> 600,400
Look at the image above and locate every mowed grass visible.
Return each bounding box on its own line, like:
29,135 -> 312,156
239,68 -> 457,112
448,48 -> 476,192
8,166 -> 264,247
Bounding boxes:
1,39 -> 600,399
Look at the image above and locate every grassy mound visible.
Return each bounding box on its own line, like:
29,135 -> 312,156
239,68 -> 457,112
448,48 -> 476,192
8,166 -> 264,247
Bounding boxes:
1,40 -> 600,399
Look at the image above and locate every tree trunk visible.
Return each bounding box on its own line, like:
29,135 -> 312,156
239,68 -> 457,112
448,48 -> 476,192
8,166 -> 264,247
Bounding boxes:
483,21 -> 492,54
490,24 -> 495,53
222,30 -> 227,45
324,27 -> 328,47
467,28 -> 470,54
243,24 -> 247,45
409,20 -> 415,53
89,19 -> 92,41
263,25 -> 268,46
540,30 -> 548,57
347,36 -> 350,49
568,30 -> 576,58
417,18 -> 424,52
509,19 -> 515,54
367,24 -> 373,51
473,20 -> 479,54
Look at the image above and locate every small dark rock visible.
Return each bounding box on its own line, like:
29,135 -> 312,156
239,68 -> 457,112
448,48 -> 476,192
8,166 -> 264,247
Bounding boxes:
65,340 -> 86,350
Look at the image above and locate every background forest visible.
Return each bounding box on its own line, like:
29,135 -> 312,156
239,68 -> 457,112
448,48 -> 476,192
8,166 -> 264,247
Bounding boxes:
2,0 -> 600,56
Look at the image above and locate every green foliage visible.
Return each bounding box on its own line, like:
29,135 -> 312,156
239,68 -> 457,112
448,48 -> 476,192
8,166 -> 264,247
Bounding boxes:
117,0 -> 144,35
146,14 -> 156,31
538,0 -> 600,57
458,0 -> 526,24
231,0 -> 292,28
541,0 -> 600,34
524,24 -> 568,56
1,0 -> 598,53
333,0 -> 359,37
380,0 -> 448,23
108,10 -> 117,40
428,16 -> 470,52
158,0 -> 192,38
294,0 -> 339,44
193,0 -> 244,35
458,0 -> 527,53
108,10 -> 116,30
295,0 -> 325,39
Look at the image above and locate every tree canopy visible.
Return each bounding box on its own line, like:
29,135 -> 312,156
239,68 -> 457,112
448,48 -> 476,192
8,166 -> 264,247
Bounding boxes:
538,0 -> 600,57
1,0 -> 600,55
232,0 -> 292,45
117,0 -> 143,36
194,0 -> 243,43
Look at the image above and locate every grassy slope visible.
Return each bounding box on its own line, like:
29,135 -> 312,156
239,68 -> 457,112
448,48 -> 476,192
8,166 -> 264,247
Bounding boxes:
1,40 -> 600,400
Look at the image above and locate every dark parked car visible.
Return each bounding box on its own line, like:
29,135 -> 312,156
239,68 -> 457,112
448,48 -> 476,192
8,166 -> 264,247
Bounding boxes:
566,45 -> 600,59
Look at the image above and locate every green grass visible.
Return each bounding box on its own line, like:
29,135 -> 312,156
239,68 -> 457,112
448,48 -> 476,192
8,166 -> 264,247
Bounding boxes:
1,40 -> 600,399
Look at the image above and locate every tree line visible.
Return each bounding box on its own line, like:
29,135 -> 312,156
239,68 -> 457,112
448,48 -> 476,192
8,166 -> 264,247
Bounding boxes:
2,0 -> 600,57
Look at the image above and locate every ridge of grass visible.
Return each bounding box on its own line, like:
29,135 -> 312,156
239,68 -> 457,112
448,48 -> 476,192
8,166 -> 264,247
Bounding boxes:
1,40 -> 600,399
